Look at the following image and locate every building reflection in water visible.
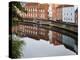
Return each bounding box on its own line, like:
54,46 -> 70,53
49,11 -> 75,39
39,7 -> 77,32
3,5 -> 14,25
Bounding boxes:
49,31 -> 62,46
12,23 -> 77,54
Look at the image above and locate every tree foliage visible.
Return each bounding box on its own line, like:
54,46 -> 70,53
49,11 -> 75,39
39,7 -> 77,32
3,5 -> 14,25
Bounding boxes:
9,35 -> 25,58
9,1 -> 27,26
10,1 -> 26,13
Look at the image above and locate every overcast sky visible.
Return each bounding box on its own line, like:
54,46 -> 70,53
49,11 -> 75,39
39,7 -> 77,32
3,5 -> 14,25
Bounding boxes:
19,0 -> 79,5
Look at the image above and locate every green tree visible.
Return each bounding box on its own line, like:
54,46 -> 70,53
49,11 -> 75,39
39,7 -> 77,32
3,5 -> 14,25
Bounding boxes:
9,35 -> 25,58
9,1 -> 27,26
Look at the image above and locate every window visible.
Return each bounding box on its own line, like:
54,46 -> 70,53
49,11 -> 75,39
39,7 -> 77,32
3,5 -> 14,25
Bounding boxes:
43,10 -> 45,12
31,14 -> 32,17
32,8 -> 33,12
30,8 -> 32,12
29,9 -> 30,12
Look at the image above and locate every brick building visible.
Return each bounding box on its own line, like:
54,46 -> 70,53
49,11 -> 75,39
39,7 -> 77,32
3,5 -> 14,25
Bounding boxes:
38,4 -> 49,20
23,3 -> 49,20
24,3 -> 39,19
51,4 -> 63,22
51,4 -> 60,21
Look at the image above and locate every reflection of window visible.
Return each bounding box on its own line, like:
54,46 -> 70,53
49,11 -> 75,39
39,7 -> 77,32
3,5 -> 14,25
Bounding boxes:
67,13 -> 68,15
71,13 -> 72,15
28,13 -> 30,17
32,8 -> 33,12
31,14 -> 32,17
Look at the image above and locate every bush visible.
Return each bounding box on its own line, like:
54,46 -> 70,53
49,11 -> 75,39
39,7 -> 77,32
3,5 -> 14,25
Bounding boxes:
10,35 -> 25,58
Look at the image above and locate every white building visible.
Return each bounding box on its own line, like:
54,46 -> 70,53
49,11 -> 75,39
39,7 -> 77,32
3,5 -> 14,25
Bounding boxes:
48,4 -> 53,20
62,5 -> 75,23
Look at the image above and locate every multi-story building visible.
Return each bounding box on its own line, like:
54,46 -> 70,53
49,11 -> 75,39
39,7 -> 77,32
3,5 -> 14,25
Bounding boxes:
56,5 -> 75,23
75,8 -> 78,24
24,3 -> 39,19
62,5 -> 75,23
56,5 -> 62,22
49,4 -> 62,22
51,4 -> 60,21
23,3 -> 49,20
50,4 -> 76,23
38,4 -> 49,20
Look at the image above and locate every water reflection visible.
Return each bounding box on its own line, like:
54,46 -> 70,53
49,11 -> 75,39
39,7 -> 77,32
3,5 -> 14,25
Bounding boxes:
20,37 -> 76,58
12,23 -> 78,58
49,31 -> 62,45
62,35 -> 78,53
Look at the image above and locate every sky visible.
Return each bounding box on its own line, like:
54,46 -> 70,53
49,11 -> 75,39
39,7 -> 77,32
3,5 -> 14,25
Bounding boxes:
19,0 -> 79,5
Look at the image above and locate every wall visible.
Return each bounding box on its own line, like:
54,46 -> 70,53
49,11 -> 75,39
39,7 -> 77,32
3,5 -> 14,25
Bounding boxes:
62,7 -> 75,23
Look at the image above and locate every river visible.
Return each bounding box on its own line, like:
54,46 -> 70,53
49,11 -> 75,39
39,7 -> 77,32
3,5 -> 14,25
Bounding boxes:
12,24 -> 77,58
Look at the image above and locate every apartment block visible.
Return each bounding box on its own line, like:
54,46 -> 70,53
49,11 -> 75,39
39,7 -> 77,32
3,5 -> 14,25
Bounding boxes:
22,3 -> 49,20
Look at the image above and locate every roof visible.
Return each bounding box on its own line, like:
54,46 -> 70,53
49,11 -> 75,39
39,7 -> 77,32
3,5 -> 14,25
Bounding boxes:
39,4 -> 49,9
57,5 -> 74,8
25,2 -> 39,6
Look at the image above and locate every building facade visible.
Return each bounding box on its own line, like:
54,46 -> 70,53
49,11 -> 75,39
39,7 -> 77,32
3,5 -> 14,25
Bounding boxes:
49,4 -> 76,23
51,4 -> 61,21
62,5 -> 75,23
75,8 -> 78,24
24,3 -> 39,19
38,4 -> 49,20
23,3 -> 49,20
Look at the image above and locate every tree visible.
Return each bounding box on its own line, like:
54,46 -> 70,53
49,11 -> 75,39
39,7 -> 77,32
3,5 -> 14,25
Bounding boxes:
9,1 -> 27,26
9,35 -> 25,58
9,1 -> 26,58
